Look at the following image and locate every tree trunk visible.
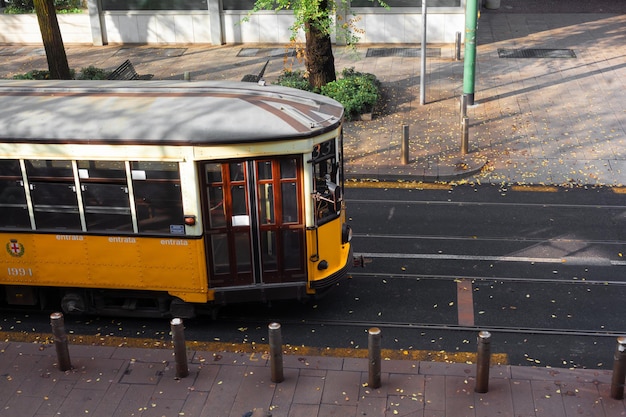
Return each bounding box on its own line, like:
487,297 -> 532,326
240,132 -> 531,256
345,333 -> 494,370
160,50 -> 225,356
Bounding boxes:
34,0 -> 72,80
304,3 -> 336,89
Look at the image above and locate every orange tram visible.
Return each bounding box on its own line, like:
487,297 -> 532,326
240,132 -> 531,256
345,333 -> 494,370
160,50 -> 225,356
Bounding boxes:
0,80 -> 352,318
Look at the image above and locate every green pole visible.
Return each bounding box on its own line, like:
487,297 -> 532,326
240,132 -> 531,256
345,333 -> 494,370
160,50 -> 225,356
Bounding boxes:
462,0 -> 478,105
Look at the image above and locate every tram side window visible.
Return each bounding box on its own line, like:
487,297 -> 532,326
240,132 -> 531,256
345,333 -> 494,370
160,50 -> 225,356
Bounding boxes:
25,160 -> 82,231
280,158 -> 299,223
257,161 -> 275,225
131,161 -> 184,234
78,161 -> 133,232
0,159 -> 30,229
311,140 -> 341,224
205,163 -> 226,228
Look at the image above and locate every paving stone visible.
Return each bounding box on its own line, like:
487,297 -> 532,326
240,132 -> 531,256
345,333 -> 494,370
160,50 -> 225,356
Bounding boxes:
119,361 -> 166,385
292,375 -> 325,405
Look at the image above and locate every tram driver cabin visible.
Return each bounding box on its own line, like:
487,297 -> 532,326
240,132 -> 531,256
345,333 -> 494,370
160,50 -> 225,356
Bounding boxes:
0,80 -> 352,318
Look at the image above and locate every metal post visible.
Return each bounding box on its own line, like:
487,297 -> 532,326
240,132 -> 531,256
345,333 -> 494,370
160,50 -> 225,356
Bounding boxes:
401,125 -> 409,165
184,71 -> 191,81
50,312 -> 72,372
269,322 -> 284,383
455,31 -> 462,61
170,318 -> 189,378
368,327 -> 382,388
460,94 -> 468,125
420,0 -> 427,105
462,0 -> 479,105
610,336 -> 626,400
461,116 -> 469,155
475,330 -> 491,393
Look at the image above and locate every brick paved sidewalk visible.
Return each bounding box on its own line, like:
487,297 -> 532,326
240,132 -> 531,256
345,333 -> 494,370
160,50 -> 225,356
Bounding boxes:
1,340 -> 623,417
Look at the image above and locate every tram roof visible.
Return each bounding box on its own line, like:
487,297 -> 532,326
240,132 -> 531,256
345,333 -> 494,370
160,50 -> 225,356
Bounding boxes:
0,80 -> 344,145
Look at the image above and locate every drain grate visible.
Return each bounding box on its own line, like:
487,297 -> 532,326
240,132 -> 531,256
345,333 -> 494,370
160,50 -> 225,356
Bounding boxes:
498,48 -> 576,59
114,47 -> 187,57
366,48 -> 441,58
238,48 -> 297,58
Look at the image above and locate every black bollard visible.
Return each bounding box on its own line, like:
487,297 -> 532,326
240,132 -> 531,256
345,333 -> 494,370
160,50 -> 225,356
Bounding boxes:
50,312 -> 72,372
368,327 -> 382,389
170,318 -> 189,378
268,322 -> 284,383
610,336 -> 626,400
475,331 -> 491,393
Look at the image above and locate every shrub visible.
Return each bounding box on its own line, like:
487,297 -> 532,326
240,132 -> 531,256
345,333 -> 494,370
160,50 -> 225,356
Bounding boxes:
12,66 -> 110,80
273,67 -> 381,120
76,66 -> 111,80
274,70 -> 313,92
320,68 -> 380,120
12,69 -> 54,80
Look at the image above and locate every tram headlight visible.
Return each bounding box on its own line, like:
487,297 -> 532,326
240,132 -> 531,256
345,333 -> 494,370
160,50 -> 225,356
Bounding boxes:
342,224 -> 352,244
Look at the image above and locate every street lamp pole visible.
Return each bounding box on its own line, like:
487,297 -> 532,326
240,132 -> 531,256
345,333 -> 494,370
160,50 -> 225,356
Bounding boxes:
462,0 -> 479,105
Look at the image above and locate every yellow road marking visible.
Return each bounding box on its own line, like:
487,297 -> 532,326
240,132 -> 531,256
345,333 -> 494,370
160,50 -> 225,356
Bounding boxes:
510,185 -> 559,192
345,181 -> 452,190
0,331 -> 508,365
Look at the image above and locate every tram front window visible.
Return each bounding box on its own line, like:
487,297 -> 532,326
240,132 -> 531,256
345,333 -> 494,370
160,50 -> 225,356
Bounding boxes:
312,139 -> 341,224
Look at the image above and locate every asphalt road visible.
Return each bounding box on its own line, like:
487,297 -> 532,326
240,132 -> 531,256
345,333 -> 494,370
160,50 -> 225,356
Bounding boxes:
2,184 -> 625,369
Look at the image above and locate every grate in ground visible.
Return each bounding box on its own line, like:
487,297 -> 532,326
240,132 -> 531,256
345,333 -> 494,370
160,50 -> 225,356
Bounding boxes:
498,48 -> 576,58
115,47 -> 187,57
366,48 -> 441,58
238,48 -> 297,57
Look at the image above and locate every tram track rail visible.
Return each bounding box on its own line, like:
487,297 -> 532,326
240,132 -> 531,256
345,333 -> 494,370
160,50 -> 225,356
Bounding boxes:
216,315 -> 625,339
350,271 -> 626,286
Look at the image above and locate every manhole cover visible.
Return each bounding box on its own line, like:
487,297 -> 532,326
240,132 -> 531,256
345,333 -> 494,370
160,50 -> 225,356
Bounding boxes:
238,48 -> 297,57
498,48 -> 576,58
366,48 -> 441,58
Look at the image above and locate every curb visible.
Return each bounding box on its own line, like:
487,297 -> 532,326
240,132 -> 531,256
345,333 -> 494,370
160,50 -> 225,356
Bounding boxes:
346,152 -> 487,183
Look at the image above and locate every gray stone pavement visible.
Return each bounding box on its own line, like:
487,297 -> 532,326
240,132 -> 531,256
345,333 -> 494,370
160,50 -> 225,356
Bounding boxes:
1,340 -> 624,417
2,5 -> 626,417
1,10 -> 624,185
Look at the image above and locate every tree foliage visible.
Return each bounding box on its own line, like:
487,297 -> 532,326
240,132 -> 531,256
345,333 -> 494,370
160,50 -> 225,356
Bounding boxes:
246,0 -> 385,89
246,0 -> 344,88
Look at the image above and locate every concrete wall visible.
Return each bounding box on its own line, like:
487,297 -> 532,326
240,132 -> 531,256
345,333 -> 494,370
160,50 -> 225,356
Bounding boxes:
103,11 -> 213,44
351,9 -> 465,43
0,7 -> 464,45
0,13 -> 92,44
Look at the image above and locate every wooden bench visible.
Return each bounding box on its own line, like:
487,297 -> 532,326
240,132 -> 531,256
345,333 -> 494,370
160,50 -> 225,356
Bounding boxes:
241,60 -> 269,83
107,60 -> 153,80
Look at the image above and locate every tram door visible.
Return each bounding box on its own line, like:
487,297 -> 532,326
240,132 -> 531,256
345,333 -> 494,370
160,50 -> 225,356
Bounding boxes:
202,158 -> 305,287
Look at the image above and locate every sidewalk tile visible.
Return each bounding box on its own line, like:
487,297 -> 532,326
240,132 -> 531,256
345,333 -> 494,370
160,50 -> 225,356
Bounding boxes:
443,376 -> 477,417
200,365 -> 245,417
112,384 -> 160,417
293,374 -> 325,404
423,374 -> 446,412
91,384 -> 130,417
229,366 -> 276,417
118,360 -> 165,385
509,379 -> 538,416
474,378 -> 515,416
531,379 -> 567,417
321,369 -> 362,406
